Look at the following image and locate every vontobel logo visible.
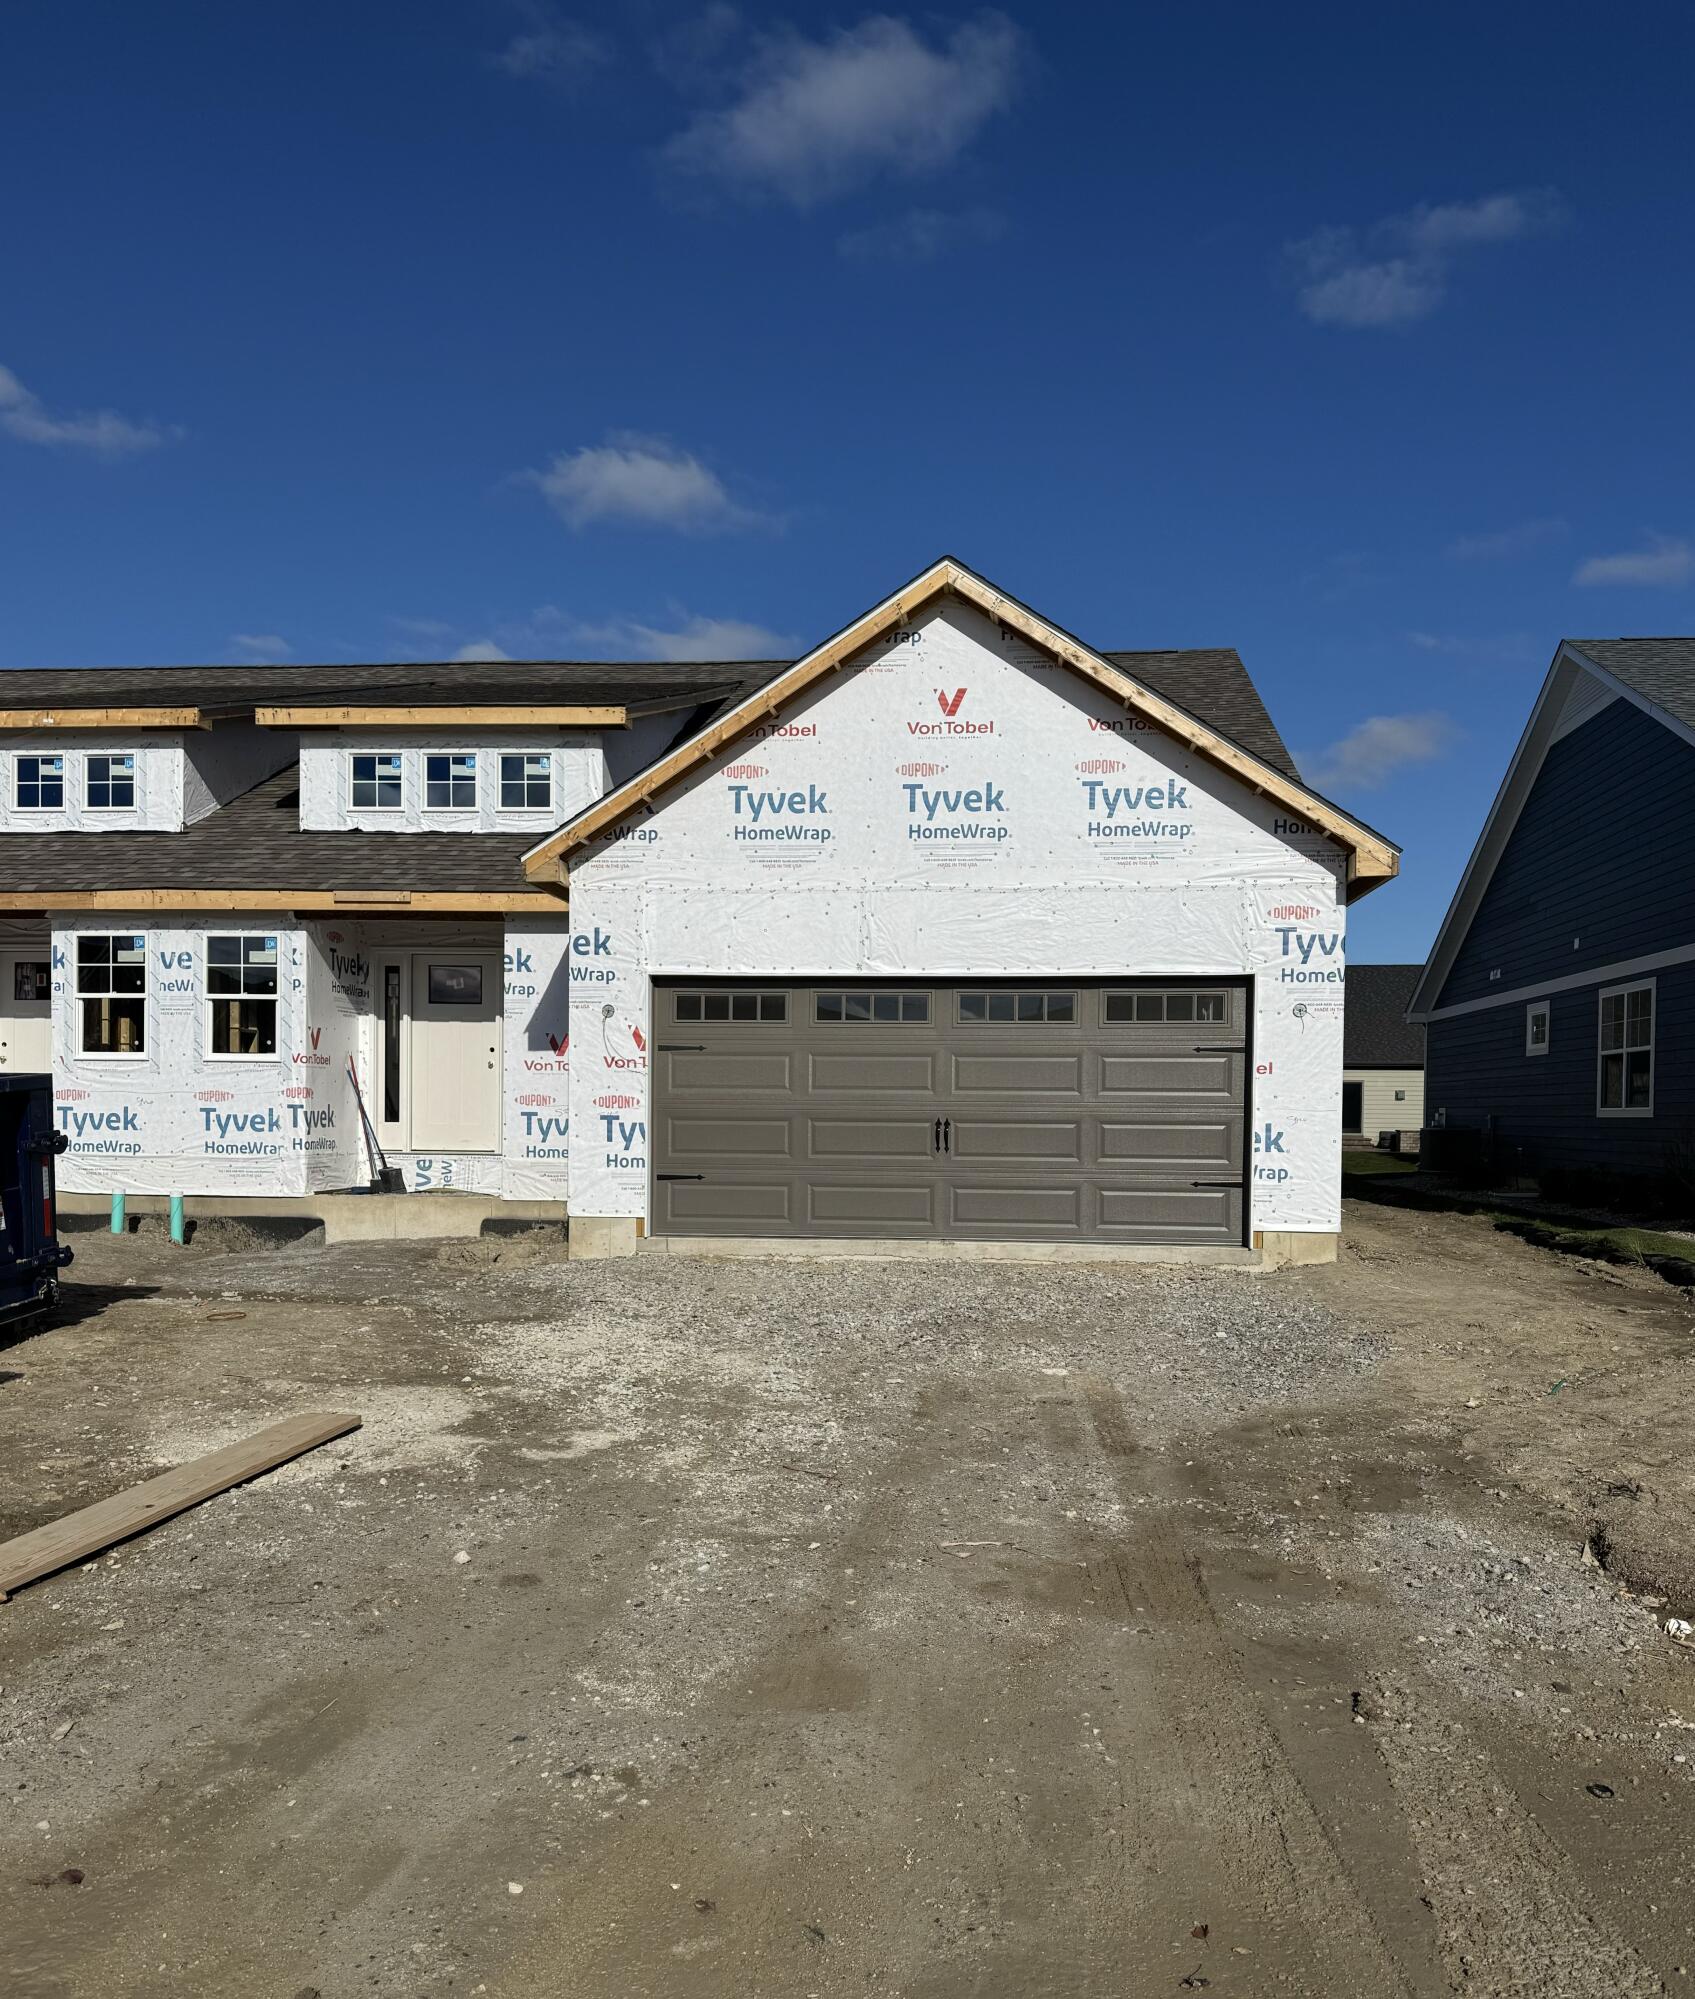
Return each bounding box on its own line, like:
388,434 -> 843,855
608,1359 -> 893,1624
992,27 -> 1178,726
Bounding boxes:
1079,776 -> 1192,841
908,687 -> 995,738
729,782 -> 831,843
904,778 -> 1009,844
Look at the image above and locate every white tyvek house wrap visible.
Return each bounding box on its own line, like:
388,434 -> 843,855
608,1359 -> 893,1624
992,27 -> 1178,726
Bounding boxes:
0,736 -> 181,834
51,916 -> 364,1195
301,923 -> 371,1190
297,730 -> 610,833
565,600 -> 1347,1232
501,917 -> 572,1199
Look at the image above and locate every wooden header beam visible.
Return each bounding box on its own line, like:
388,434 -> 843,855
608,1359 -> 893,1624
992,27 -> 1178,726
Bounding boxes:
0,707 -> 214,730
255,704 -> 628,729
0,888 -> 565,914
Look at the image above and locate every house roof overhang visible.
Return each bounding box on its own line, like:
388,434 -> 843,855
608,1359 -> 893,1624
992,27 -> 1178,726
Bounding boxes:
520,556 -> 1400,900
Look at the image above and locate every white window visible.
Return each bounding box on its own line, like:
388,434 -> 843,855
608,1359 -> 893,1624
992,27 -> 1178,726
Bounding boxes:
1598,980 -> 1653,1116
1525,1000 -> 1550,1056
351,752 -> 403,810
425,751 -> 477,809
77,933 -> 146,1055
207,934 -> 279,1057
500,752 -> 552,810
16,753 -> 64,810
86,752 -> 136,810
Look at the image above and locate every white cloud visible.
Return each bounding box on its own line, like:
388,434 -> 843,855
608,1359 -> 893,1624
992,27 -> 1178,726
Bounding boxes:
1301,711 -> 1458,792
524,433 -> 766,533
230,632 -> 292,660
1446,517 -> 1567,562
1572,533 -> 1694,589
489,5 -> 611,85
1287,189 -> 1562,329
663,13 -> 1021,206
451,640 -> 514,662
494,604 -> 792,660
837,205 -> 1004,263
1407,631 -> 1538,665
0,360 -> 179,456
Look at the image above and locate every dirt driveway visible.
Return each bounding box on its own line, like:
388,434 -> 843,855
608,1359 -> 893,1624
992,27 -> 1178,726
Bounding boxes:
3,1202 -> 1694,1998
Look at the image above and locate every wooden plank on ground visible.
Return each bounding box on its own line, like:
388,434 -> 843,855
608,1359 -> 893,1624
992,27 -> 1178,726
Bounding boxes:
0,1411 -> 361,1601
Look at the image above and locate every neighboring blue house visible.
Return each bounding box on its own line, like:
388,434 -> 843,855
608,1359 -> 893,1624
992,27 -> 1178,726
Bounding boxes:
1410,639 -> 1695,1189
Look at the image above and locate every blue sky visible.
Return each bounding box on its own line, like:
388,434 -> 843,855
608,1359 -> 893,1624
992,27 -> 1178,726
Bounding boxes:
3,3 -> 1692,959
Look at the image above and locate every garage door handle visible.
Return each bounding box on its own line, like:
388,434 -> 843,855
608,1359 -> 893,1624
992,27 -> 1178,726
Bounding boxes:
657,1043 -> 706,1052
1190,1179 -> 1242,1189
657,1173 -> 704,1182
1192,1044 -> 1244,1053
934,1117 -> 942,1154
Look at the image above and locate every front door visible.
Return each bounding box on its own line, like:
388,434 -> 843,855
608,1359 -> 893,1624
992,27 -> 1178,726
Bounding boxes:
0,949 -> 53,1074
409,954 -> 502,1152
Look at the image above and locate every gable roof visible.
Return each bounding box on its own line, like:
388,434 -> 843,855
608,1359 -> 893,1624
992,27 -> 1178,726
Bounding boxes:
521,556 -> 1398,898
1344,964 -> 1425,1066
1100,651 -> 1299,779
1409,636 -> 1695,1017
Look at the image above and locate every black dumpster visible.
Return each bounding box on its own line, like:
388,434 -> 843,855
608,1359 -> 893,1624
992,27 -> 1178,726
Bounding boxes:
0,1073 -> 73,1326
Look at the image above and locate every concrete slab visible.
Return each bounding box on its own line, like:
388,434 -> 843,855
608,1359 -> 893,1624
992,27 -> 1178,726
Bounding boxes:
59,1191 -> 566,1247
636,1234 -> 1263,1266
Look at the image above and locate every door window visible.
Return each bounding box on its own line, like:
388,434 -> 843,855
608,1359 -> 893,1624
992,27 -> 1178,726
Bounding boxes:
12,960 -> 49,1003
958,990 -> 1075,1023
1104,990 -> 1228,1023
675,991 -> 787,1022
817,992 -> 929,1022
428,964 -> 485,1005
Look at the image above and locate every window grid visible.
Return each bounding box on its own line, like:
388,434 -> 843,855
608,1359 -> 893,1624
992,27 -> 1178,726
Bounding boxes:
1104,990 -> 1228,1025
817,992 -> 930,1023
77,932 -> 146,1055
86,752 -> 136,810
959,990 -> 1076,1024
1525,1000 -> 1550,1057
207,933 -> 279,1057
675,991 -> 788,1023
500,752 -> 553,810
425,752 -> 478,810
1598,981 -> 1653,1115
351,752 -> 403,810
16,754 -> 64,810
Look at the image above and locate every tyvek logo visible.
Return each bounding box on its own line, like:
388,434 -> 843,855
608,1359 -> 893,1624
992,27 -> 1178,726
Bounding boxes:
287,1101 -> 337,1152
201,1106 -> 285,1156
569,926 -> 615,983
1081,776 -> 1192,842
520,1109 -> 569,1158
58,1104 -> 143,1155
730,781 -> 831,845
904,778 -> 1009,845
1252,1122 -> 1290,1184
1275,928 -> 1344,985
936,687 -> 967,717
600,1113 -> 645,1170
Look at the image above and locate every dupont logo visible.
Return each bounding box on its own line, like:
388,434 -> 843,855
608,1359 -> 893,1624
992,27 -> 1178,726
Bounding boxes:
1270,903 -> 1322,922
896,760 -> 945,778
594,1091 -> 640,1110
194,1088 -> 235,1103
1075,757 -> 1126,775
283,1084 -> 315,1101
907,687 -> 995,738
722,762 -> 769,781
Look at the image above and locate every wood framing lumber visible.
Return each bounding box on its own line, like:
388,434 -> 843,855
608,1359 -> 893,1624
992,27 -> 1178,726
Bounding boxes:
0,1411 -> 362,1601
0,707 -> 212,730
254,704 -> 628,728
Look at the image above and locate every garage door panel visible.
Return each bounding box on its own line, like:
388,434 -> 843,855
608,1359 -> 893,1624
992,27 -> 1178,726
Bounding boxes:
1098,1052 -> 1239,1096
952,1052 -> 1084,1095
1097,1186 -> 1240,1240
657,1179 -> 794,1227
663,1050 -> 795,1094
949,1118 -> 1084,1164
809,1181 -> 938,1227
948,1181 -> 1084,1229
808,1051 -> 939,1094
1097,1119 -> 1239,1168
809,1116 -> 936,1159
665,1115 -> 793,1160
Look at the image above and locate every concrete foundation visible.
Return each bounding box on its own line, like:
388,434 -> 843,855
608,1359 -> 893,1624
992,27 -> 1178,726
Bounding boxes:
566,1216 -> 642,1260
60,1191 -> 566,1247
635,1234 -> 1262,1266
1256,1230 -> 1342,1269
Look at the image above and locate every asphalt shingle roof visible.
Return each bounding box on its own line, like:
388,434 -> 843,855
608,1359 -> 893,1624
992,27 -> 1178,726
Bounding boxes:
1570,638 -> 1695,734
1345,964 -> 1426,1067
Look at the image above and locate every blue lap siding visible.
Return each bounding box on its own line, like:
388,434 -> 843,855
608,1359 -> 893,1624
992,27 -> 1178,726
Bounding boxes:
1426,696 -> 1695,1173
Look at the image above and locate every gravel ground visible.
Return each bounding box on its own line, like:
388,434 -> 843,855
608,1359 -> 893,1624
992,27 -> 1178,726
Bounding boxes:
2,1203 -> 1694,1996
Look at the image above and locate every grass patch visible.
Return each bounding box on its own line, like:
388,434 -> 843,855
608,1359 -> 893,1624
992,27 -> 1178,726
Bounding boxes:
1492,1218 -> 1695,1286
1341,1151 -> 1420,1177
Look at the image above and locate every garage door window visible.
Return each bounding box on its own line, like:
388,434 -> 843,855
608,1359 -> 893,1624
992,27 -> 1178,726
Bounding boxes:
817,992 -> 930,1022
675,991 -> 788,1022
958,991 -> 1075,1023
1105,990 -> 1227,1024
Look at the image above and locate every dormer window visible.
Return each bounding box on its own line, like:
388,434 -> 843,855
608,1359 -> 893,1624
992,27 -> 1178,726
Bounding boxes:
351,752 -> 403,810
87,752 -> 136,810
500,752 -> 552,810
425,752 -> 477,810
16,754 -> 64,810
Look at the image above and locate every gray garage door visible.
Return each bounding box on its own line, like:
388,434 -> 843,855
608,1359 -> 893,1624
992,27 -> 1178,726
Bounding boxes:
650,980 -> 1247,1245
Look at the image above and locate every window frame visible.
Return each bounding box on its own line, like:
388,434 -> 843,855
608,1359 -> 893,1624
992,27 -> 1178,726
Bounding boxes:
816,990 -> 930,1024
957,989 -> 1077,1025
85,750 -> 137,812
16,752 -> 66,812
424,750 -> 479,813
499,751 -> 553,812
1525,999 -> 1550,1057
1103,988 -> 1230,1026
1596,978 -> 1654,1118
350,750 -> 404,812
674,990 -> 789,1024
204,931 -> 281,1062
75,931 -> 148,1059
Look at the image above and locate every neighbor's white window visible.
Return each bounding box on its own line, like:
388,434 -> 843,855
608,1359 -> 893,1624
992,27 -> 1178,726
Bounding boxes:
1526,1000 -> 1550,1056
425,751 -> 477,809
86,751 -> 136,810
16,753 -> 64,810
500,751 -> 552,810
207,934 -> 279,1057
1598,980 -> 1653,1115
351,752 -> 403,809
77,933 -> 146,1055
